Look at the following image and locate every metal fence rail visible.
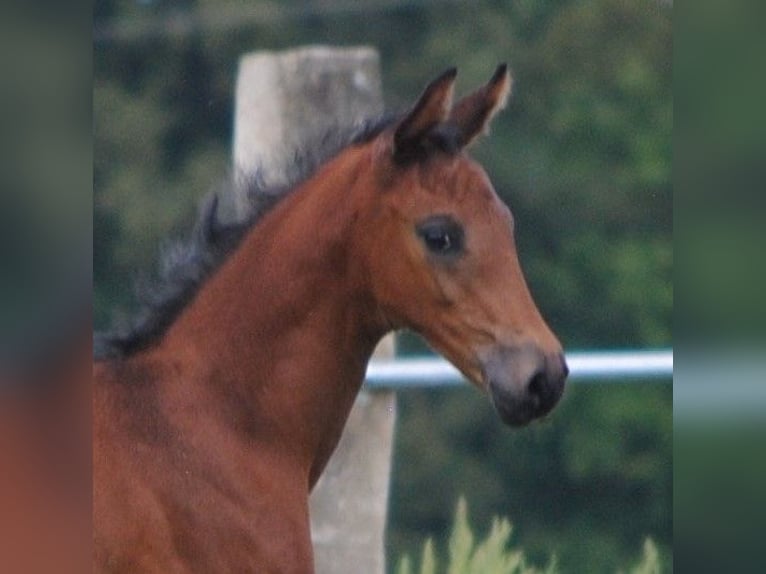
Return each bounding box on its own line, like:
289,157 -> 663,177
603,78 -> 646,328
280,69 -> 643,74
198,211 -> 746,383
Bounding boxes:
364,349 -> 673,388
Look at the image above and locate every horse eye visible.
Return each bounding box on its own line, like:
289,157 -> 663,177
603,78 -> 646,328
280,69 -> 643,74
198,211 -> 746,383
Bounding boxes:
416,216 -> 464,257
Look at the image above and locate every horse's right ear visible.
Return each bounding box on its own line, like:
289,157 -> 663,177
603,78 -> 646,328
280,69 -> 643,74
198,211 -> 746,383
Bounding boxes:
394,68 -> 457,159
450,64 -> 512,149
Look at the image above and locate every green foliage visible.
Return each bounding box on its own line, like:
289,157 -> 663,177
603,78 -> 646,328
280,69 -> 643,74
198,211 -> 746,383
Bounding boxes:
397,498 -> 540,574
626,539 -> 660,574
398,499 -> 660,574
420,539 -> 437,574
444,498 -> 530,574
389,383 -> 671,574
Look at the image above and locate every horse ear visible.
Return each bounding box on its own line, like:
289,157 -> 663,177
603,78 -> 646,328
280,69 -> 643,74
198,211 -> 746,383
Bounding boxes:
394,67 -> 457,158
450,64 -> 512,148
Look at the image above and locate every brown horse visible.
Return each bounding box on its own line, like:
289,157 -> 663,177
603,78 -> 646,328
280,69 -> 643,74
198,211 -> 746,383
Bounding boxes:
93,66 -> 567,573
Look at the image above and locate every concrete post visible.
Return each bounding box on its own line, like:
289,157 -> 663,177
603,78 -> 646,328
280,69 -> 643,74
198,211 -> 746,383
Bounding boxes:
233,45 -> 383,207
232,45 -> 396,574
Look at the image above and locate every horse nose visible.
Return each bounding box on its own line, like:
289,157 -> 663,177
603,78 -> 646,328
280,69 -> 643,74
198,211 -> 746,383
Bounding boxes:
483,345 -> 567,427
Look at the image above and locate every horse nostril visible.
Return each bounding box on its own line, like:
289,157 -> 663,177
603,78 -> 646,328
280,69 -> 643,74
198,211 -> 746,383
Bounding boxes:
526,356 -> 567,416
527,370 -> 546,408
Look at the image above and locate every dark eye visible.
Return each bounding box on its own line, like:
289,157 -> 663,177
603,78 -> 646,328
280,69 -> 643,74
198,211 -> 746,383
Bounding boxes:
416,215 -> 465,257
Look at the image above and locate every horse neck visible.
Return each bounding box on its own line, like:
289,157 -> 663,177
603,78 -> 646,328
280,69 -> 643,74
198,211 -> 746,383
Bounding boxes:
158,145 -> 385,487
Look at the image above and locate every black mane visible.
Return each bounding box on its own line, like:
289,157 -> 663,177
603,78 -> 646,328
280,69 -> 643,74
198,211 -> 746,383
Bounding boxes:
94,115 -> 398,361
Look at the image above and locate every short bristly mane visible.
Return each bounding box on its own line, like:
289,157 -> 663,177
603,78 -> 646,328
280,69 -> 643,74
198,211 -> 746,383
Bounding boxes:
94,115 -> 399,361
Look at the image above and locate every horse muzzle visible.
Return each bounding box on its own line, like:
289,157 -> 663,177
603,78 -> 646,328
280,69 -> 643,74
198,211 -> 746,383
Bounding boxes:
482,343 -> 568,427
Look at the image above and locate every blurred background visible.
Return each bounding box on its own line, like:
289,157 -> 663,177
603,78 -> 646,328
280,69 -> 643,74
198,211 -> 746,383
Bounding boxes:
0,4 -> 91,372
674,1 -> 766,572
93,1 -> 672,572
0,4 -> 91,571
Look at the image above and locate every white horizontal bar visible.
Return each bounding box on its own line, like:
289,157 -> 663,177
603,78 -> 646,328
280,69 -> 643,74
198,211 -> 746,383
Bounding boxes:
364,349 -> 672,388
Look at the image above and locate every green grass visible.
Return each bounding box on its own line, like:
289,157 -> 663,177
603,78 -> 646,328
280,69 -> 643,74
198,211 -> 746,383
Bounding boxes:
395,498 -> 661,574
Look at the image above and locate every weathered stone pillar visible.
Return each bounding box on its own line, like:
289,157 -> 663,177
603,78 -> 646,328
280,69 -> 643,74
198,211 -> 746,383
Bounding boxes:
233,45 -> 383,206
232,45 -> 396,574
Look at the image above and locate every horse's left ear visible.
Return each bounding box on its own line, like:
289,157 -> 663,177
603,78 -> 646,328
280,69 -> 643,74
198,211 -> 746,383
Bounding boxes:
450,64 -> 512,149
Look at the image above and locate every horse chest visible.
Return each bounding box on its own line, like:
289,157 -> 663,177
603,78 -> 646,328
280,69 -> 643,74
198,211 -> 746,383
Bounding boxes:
95,427 -> 315,573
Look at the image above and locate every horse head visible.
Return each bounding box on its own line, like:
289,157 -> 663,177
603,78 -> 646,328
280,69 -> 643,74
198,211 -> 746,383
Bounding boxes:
359,66 -> 567,426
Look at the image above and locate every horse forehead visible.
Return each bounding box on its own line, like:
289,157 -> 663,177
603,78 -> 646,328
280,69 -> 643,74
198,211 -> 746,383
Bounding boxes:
420,155 -> 496,202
